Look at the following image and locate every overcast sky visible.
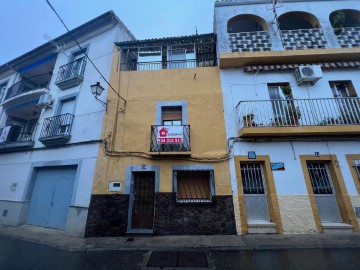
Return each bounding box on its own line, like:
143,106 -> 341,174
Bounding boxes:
0,0 -> 214,65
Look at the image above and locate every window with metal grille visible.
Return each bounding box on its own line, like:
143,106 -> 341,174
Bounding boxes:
353,160 -> 360,183
240,163 -> 266,194
307,162 -> 334,194
174,170 -> 214,203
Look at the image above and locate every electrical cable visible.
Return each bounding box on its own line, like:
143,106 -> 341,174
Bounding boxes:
45,0 -> 126,112
102,139 -> 231,162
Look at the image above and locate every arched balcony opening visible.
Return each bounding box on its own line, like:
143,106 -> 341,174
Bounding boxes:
330,9 -> 360,48
278,12 -> 327,50
227,14 -> 271,52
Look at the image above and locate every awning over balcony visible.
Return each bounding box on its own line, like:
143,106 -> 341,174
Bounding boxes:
18,53 -> 57,73
244,61 -> 360,72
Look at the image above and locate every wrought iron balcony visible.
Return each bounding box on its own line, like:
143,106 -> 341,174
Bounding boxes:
120,59 -> 216,71
228,31 -> 271,52
0,122 -> 37,152
281,28 -> 327,50
39,113 -> 74,146
236,97 -> 360,137
4,73 -> 52,102
150,125 -> 190,154
55,57 -> 86,90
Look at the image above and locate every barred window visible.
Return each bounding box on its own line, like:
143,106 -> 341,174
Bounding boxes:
353,160 -> 360,182
240,163 -> 265,194
174,170 -> 214,203
307,162 -> 333,194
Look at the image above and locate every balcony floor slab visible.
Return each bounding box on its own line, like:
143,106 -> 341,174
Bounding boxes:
149,151 -> 191,157
0,141 -> 35,153
239,125 -> 360,138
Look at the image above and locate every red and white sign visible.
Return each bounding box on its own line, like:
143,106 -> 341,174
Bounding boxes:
157,126 -> 183,144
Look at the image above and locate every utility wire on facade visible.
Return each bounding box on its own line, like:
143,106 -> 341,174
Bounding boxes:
103,139 -> 231,162
45,0 -> 127,112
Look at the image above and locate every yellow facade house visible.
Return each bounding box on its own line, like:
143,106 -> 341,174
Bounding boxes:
84,34 -> 236,236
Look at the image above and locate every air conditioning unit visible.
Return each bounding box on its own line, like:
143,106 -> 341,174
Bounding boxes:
295,65 -> 323,86
37,94 -> 53,108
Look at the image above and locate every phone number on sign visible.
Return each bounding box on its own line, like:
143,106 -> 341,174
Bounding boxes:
157,138 -> 183,143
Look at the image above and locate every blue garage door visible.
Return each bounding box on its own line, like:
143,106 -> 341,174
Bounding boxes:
26,166 -> 77,229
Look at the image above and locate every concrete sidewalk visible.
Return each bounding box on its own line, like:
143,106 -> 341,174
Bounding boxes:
1,225 -> 360,252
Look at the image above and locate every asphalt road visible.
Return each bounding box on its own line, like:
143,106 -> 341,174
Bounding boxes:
0,235 -> 359,270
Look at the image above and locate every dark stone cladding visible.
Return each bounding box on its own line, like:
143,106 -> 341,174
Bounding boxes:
154,193 -> 237,235
84,194 -> 129,237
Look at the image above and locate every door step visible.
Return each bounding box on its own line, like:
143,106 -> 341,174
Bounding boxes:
322,223 -> 353,233
248,221 -> 276,234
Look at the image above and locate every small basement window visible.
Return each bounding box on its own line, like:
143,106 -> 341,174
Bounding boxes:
174,170 -> 214,203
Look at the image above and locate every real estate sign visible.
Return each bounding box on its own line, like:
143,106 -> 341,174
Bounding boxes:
157,126 -> 183,144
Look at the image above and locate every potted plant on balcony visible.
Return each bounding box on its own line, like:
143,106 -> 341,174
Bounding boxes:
319,117 -> 337,125
281,85 -> 292,98
243,112 -> 256,127
332,10 -> 346,35
271,106 -> 301,126
285,105 -> 301,126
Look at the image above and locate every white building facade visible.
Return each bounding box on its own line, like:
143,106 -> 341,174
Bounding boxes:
215,0 -> 360,234
0,11 -> 134,237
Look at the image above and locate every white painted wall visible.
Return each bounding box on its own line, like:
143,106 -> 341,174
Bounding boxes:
215,0 -> 360,54
221,68 -> 360,196
0,20 -> 133,235
217,0 -> 360,232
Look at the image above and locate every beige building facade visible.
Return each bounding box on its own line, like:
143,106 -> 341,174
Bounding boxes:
85,34 -> 236,236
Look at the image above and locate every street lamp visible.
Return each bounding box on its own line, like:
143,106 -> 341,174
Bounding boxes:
90,82 -> 107,110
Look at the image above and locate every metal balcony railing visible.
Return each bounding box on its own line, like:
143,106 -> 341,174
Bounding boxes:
150,125 -> 190,152
39,113 -> 74,139
55,57 -> 86,84
120,59 -> 216,71
0,122 -> 37,144
236,98 -> 360,128
4,73 -> 52,101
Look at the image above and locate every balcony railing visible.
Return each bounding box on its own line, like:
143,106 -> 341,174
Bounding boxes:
150,125 -> 190,153
39,114 -> 74,146
281,28 -> 327,50
0,121 -> 37,152
120,59 -> 216,71
4,73 -> 52,101
55,57 -> 86,90
334,27 -> 360,48
228,31 -> 272,52
0,122 -> 37,146
237,98 -> 360,128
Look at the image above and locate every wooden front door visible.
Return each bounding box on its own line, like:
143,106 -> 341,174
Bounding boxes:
131,172 -> 155,229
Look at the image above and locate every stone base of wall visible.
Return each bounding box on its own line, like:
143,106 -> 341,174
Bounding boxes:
85,193 -> 237,237
154,193 -> 237,235
85,194 -> 129,237
277,195 -> 317,234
